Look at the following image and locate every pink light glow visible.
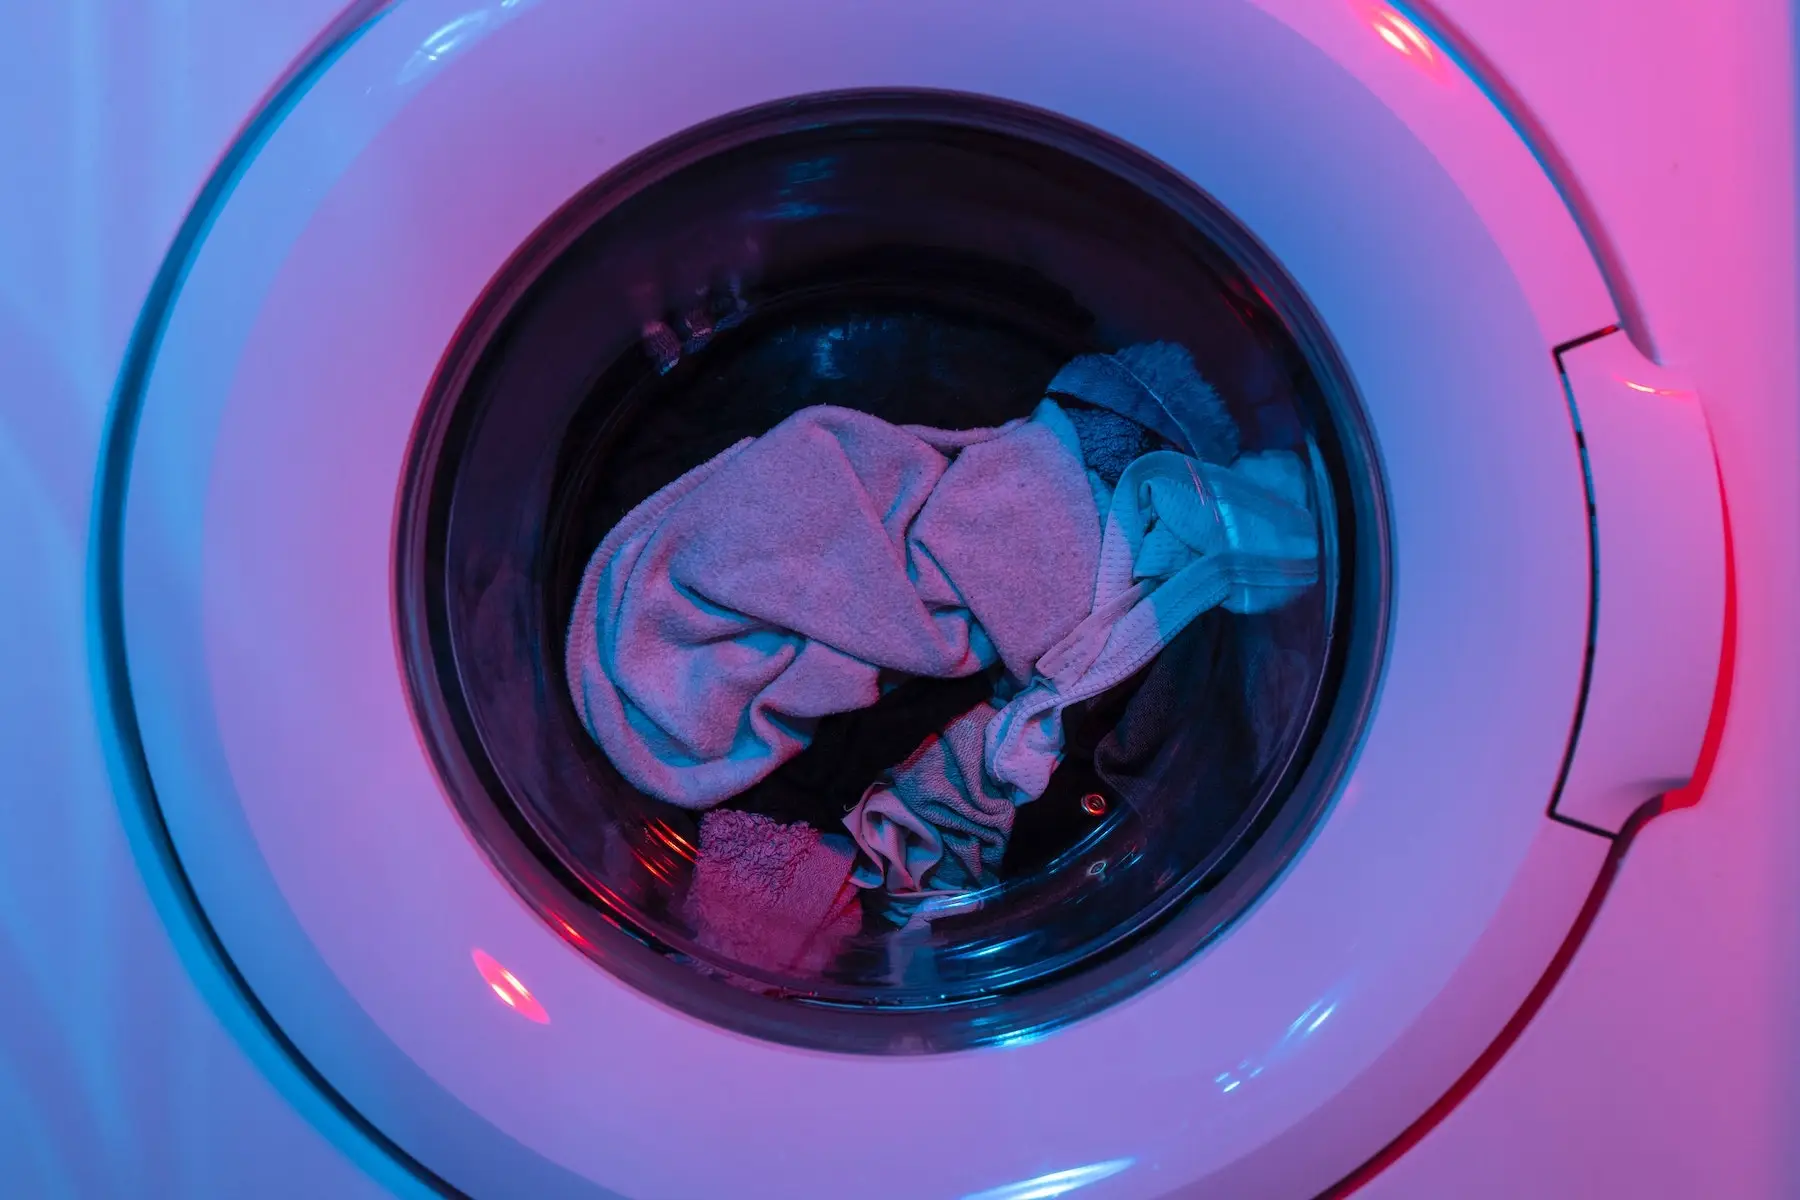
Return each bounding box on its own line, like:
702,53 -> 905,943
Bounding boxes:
1620,377 -> 1696,398
472,948 -> 549,1024
1353,2 -> 1451,84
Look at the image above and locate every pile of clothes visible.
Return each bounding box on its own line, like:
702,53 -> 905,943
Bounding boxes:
565,342 -> 1319,974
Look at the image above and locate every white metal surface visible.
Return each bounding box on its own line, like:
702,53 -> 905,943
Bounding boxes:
0,0 -> 1787,1196
115,1 -> 1644,1196
1555,332 -> 1726,835
0,1 -> 435,1194
1364,1 -> 1800,1193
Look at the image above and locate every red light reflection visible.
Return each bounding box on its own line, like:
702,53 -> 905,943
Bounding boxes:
645,818 -> 697,861
1661,458 -> 1736,812
472,948 -> 549,1024
1354,2 -> 1450,83
1620,378 -> 1696,398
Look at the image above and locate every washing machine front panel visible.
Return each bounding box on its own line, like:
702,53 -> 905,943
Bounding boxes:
115,1 -> 1642,1196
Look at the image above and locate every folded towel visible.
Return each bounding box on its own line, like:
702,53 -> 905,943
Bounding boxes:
682,809 -> 863,976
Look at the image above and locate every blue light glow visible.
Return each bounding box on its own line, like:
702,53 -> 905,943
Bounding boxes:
961,1158 -> 1136,1200
398,0 -> 541,85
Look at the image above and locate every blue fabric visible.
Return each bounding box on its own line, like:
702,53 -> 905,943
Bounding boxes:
1047,341 -> 1239,465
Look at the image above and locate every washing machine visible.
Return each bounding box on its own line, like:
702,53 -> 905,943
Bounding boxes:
3,0 -> 1796,1196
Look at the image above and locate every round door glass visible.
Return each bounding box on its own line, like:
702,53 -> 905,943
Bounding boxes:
396,90 -> 1385,1052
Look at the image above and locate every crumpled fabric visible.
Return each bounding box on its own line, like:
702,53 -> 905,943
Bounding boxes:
841,446 -> 1318,907
983,448 -> 1321,803
1064,404 -> 1171,486
1091,614 -> 1239,816
727,671 -> 997,829
838,352 -> 1315,899
1088,607 -> 1317,832
843,700 -> 1013,899
1237,614 -> 1320,777
1048,341 -> 1241,467
566,399 -> 1101,810
569,341 -> 1321,913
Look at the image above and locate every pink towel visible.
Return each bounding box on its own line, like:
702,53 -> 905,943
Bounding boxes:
682,810 -> 863,976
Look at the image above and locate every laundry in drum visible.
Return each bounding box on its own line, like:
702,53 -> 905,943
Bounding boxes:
565,341 -> 1320,966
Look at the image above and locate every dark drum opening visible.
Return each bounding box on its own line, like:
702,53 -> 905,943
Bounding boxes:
396,90 -> 1387,1054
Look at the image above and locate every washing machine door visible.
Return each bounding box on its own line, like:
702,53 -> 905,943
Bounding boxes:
101,0 -> 1727,1196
